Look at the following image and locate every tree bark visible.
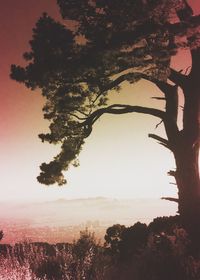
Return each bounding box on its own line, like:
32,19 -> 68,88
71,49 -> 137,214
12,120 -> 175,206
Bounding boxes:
174,140 -> 200,245
173,48 -> 200,248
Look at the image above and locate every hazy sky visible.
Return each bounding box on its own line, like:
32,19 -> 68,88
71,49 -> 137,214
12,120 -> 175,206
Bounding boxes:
0,1 -> 199,208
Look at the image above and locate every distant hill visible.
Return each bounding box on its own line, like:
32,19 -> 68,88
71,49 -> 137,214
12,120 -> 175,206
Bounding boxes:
0,197 -> 177,227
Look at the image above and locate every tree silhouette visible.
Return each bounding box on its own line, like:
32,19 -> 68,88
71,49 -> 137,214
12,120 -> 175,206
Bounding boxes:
119,222 -> 148,261
10,0 -> 200,244
148,216 -> 180,235
105,224 -> 126,256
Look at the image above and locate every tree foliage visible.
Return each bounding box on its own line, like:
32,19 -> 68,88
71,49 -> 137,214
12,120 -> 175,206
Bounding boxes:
10,0 -> 200,186
105,222 -> 148,261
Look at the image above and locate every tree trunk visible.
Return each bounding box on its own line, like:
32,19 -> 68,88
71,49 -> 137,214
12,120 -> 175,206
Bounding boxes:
174,49 -> 200,248
174,141 -> 200,245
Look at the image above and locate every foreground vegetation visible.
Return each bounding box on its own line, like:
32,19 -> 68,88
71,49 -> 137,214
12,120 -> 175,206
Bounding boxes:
1,216 -> 200,280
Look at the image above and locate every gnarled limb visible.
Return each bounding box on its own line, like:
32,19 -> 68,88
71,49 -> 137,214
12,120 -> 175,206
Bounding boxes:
83,104 -> 165,124
80,104 -> 165,137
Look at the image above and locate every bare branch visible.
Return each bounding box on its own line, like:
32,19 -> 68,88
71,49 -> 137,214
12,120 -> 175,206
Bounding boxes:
148,133 -> 171,150
169,182 -> 177,186
145,79 -> 179,146
103,73 -> 135,91
184,66 -> 191,75
137,72 -> 178,98
168,170 -> 176,177
91,73 -> 137,105
148,134 -> 169,145
91,67 -> 164,106
79,104 -> 166,138
93,70 -> 174,105
161,197 -> 179,203
75,109 -> 89,117
82,104 -> 165,126
106,71 -> 176,99
155,120 -> 163,129
69,113 -> 87,121
151,97 -> 166,100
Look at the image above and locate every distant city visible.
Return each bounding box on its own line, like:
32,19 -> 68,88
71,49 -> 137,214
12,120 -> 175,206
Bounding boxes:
0,197 -> 177,244
0,220 -> 108,244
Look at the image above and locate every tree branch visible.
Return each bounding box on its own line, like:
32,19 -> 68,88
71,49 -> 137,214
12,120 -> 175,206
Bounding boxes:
75,109 -> 89,117
92,73 -> 136,104
90,72 -> 137,106
100,73 -> 180,151
148,133 -> 171,151
168,170 -> 177,177
145,79 -> 179,147
87,68 -> 180,150
136,72 -> 177,96
161,197 -> 179,203
169,68 -> 187,88
139,75 -> 179,132
69,113 -> 87,121
103,73 -> 134,91
79,104 -> 165,137
151,97 -> 166,100
107,15 -> 200,49
97,70 -> 173,101
86,104 -> 165,123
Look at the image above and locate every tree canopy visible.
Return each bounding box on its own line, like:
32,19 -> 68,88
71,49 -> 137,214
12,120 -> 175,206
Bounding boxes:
10,0 -> 200,186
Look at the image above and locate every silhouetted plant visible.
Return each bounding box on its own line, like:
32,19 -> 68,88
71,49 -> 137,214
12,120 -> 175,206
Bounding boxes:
119,222 -> 148,261
148,215 -> 180,235
104,224 -> 126,257
1,220 -> 200,279
0,230 -> 3,242
104,221 -> 200,280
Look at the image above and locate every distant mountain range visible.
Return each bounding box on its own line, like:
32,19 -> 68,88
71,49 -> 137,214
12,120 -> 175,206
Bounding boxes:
0,197 -> 177,227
